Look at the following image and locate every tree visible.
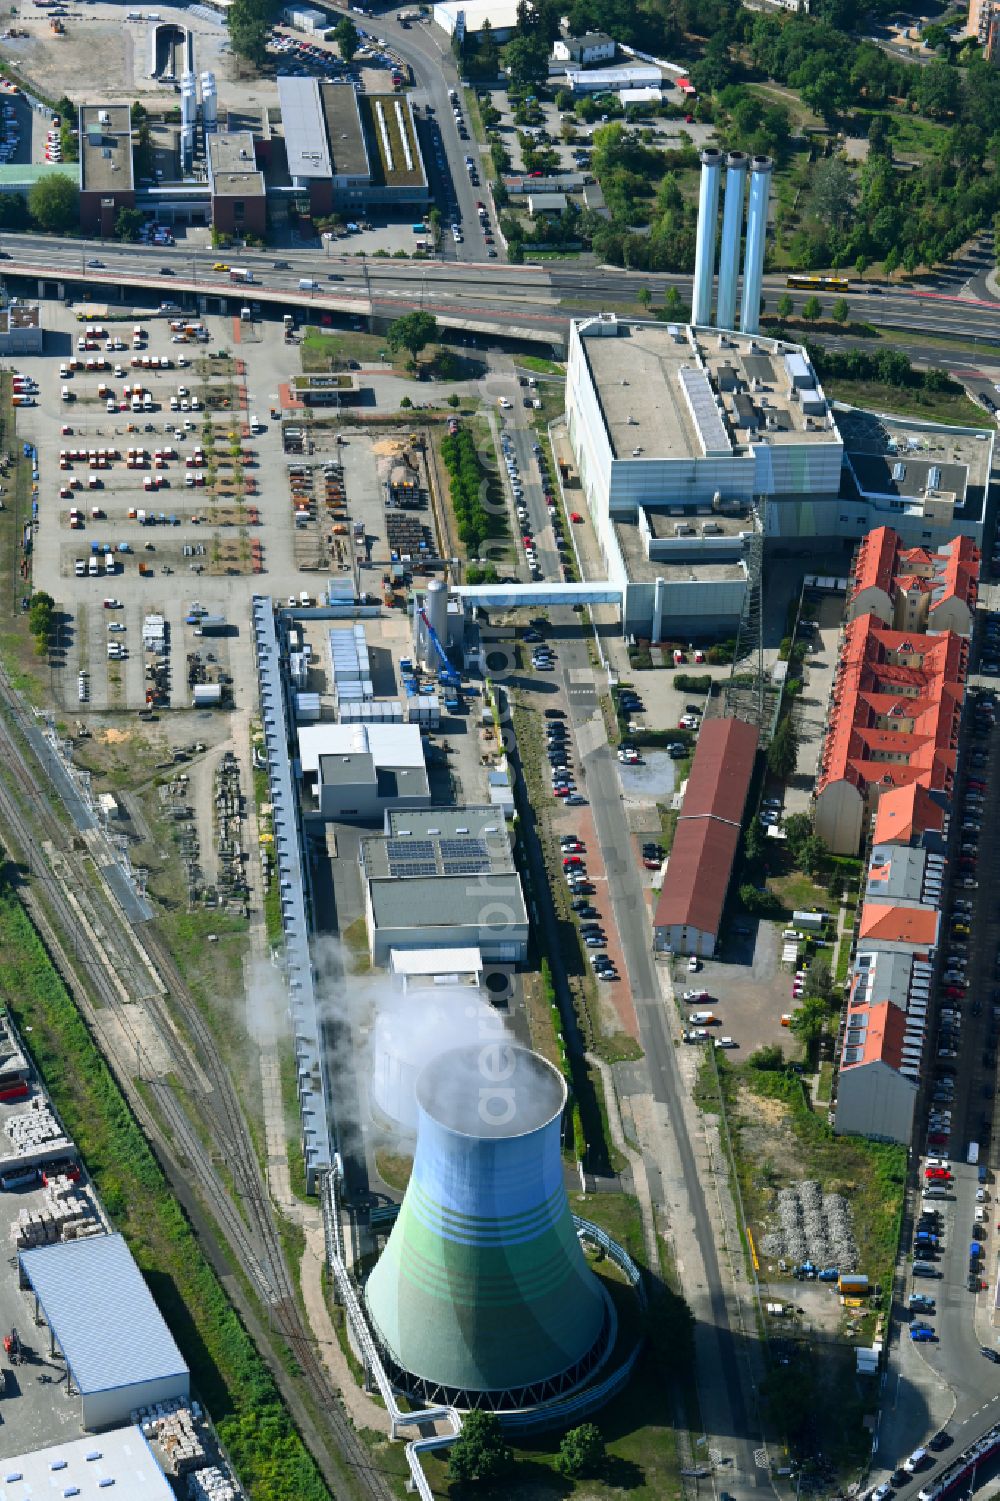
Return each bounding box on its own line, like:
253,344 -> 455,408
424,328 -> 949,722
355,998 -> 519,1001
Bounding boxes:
227,0 -> 269,66
789,995 -> 829,1046
801,294 -> 822,322
449,1412 -> 513,1483
333,15 -> 360,63
744,818 -> 766,867
555,1423 -> 606,1479
917,59 -> 960,119
799,833 -> 827,880
503,31 -> 549,88
28,173 -> 78,233
783,811 -> 813,861
806,157 -> 855,230
831,296 -> 849,324
855,253 -> 868,281
115,206 -> 144,242
776,291 -> 793,319
767,714 -> 798,782
636,286 -> 652,309
386,311 -> 438,364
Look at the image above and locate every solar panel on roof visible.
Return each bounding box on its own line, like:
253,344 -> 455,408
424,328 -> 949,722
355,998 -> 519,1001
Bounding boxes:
677,367 -> 731,454
389,860 -> 437,878
386,838 -> 435,862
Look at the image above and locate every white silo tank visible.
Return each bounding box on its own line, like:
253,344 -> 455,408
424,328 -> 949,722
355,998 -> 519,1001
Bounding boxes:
371,990 -> 501,1134
426,578 -> 448,643
200,71 -> 217,132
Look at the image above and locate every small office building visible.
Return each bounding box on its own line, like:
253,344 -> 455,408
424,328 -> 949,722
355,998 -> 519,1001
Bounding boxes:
207,131 -> 266,237
78,104 -> 134,236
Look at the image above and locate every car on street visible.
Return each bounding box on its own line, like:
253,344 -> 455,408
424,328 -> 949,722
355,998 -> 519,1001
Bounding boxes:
910,1327 -> 936,1341
983,1347 -> 1000,1363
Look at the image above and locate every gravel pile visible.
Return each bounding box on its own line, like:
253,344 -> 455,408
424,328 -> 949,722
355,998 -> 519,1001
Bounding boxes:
759,1180 -> 859,1270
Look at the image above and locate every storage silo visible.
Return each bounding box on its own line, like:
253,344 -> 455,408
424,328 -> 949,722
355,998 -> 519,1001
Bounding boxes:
200,71 -> 218,133
364,1044 -> 613,1408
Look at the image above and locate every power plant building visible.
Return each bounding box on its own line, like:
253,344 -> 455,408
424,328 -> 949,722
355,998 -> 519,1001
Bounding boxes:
297,722 -> 431,820
362,806 -> 528,965
365,1045 -> 614,1407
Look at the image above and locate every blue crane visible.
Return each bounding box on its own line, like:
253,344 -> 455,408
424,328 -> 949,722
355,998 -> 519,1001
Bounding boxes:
418,606 -> 461,688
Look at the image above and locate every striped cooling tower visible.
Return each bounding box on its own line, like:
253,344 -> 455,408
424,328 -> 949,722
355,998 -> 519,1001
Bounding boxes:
364,1044 -> 611,1408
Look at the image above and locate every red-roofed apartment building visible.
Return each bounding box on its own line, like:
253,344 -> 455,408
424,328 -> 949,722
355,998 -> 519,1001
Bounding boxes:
835,998 -> 916,1142
847,526 -> 979,637
813,613 -> 969,854
653,718 -> 759,957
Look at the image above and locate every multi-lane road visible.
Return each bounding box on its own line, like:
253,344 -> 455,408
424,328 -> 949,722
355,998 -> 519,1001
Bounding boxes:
5,228 -> 1000,358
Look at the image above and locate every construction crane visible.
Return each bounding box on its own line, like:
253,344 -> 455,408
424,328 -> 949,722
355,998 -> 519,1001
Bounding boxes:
417,606 -> 460,688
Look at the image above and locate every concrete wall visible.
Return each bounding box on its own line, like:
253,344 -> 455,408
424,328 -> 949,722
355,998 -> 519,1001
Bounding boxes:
652,920 -> 714,957
814,781 -> 865,856
369,920 -> 528,968
81,1372 -> 189,1432
834,1062 -> 916,1145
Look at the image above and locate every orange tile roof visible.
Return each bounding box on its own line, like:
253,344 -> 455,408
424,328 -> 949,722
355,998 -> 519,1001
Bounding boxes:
858,901 -> 939,947
840,999 -> 908,1071
851,525 -> 899,602
849,527 -> 980,621
872,782 -> 946,845
817,614 -> 967,801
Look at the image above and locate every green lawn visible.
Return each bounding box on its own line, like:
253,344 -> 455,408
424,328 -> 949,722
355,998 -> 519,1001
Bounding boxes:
823,376 -> 988,428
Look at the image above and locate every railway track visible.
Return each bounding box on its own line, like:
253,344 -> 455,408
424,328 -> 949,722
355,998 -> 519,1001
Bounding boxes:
0,664 -> 394,1501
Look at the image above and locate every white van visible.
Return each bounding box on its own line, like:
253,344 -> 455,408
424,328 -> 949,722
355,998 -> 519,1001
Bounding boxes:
904,1449 -> 928,1474
249,414 -> 261,433
298,277 -> 319,291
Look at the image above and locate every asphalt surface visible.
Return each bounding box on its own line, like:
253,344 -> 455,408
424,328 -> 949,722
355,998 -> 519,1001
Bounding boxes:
495,388 -> 763,1482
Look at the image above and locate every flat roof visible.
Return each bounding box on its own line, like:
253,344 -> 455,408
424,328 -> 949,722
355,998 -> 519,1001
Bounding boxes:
369,872 -> 527,931
613,516 -> 748,584
390,946 -> 483,975
207,131 -> 265,198
362,819 -> 513,881
434,0 -> 523,27
278,75 -> 332,179
0,305 -> 38,332
298,721 -> 425,773
385,805 -> 507,838
19,1234 -> 188,1399
0,1428 -> 173,1499
0,163 -> 78,189
416,1045 -> 564,1137
577,317 -> 841,463
79,105 -> 133,194
321,81 -> 368,179
358,94 -> 425,188
865,845 -> 928,905
837,406 -> 991,523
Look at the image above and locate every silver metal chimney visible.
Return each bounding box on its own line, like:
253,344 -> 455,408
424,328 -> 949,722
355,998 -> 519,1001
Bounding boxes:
691,149 -> 723,327
716,152 -> 748,332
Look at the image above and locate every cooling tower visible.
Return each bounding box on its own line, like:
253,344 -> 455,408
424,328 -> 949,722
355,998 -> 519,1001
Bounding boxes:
371,991 -> 501,1135
364,1044 -> 613,1408
716,151 -> 748,333
740,156 -> 773,336
691,148 -> 723,327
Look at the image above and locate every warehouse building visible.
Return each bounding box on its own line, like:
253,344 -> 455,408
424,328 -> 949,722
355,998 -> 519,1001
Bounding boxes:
652,717 -> 758,957
78,105 -> 134,237
432,0 -> 525,39
207,131 -> 266,237
563,63 -> 661,93
19,1234 -> 189,1430
0,1428 -> 174,1498
277,76 -> 428,214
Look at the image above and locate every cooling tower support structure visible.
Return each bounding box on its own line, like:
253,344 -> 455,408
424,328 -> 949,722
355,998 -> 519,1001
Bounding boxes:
363,1044 -> 615,1410
716,152 -> 748,333
740,156 -> 773,336
691,149 -> 723,327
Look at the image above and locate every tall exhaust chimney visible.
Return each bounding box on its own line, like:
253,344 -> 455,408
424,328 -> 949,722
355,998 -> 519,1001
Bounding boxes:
716,151 -> 748,333
740,156 -> 773,336
691,148 -> 723,327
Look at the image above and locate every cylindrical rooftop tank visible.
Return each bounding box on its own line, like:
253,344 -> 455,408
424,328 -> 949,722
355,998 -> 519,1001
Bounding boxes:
365,1043 -> 611,1407
740,156 -> 773,337
716,152 -> 748,333
426,578 -> 448,643
371,991 -> 500,1134
691,149 -> 723,328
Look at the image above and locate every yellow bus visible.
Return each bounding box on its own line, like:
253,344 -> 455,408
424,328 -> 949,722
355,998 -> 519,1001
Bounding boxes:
785,274 -> 850,292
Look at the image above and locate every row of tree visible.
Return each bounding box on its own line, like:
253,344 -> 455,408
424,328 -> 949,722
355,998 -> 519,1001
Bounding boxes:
448,1410 -> 607,1482
440,428 -> 494,555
